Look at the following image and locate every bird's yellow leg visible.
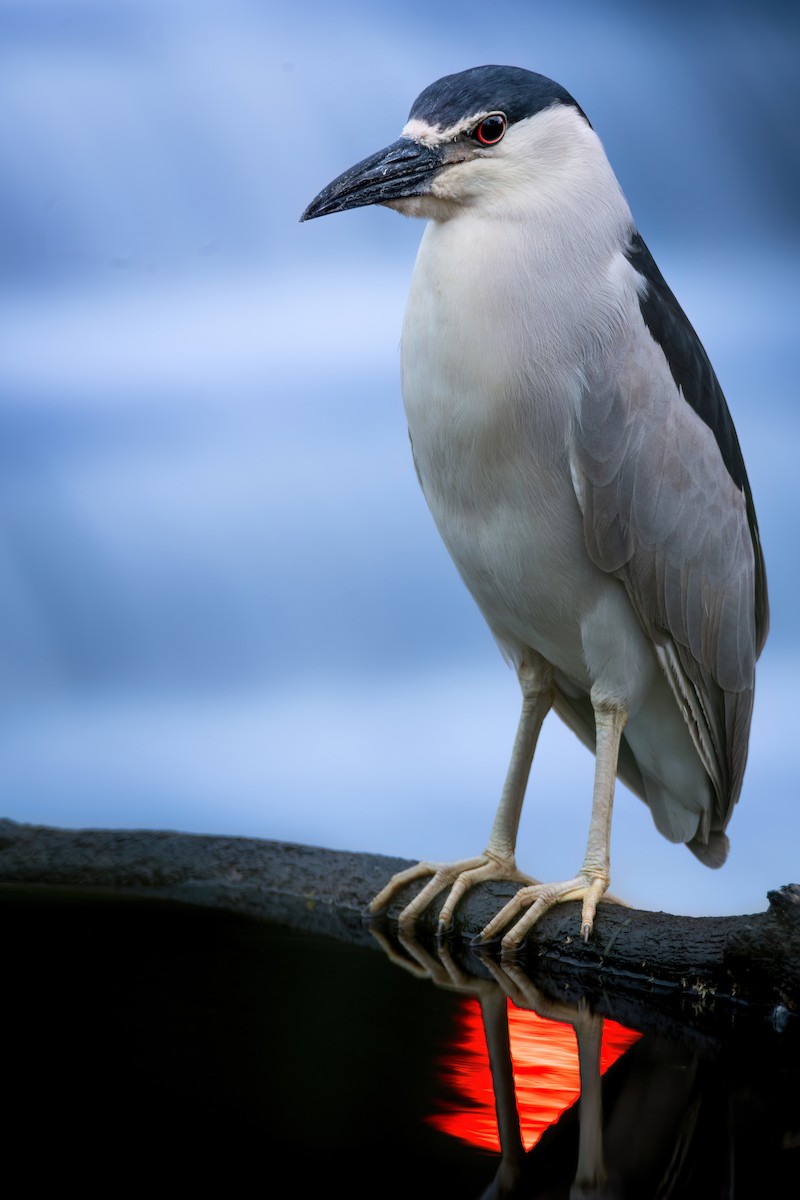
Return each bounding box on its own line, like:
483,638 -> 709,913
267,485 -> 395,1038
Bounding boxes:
480,698 -> 628,951
368,654 -> 554,931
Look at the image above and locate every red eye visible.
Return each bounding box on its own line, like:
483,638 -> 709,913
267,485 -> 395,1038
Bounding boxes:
474,113 -> 507,145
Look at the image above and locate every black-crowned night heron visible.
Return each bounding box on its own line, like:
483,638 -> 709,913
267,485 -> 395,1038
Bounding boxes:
301,65 -> 768,949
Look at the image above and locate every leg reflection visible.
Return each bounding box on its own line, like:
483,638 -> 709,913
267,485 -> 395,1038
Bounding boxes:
571,1003 -> 609,1199
370,925 -> 634,1197
486,959 -> 616,1198
479,989 -> 526,1198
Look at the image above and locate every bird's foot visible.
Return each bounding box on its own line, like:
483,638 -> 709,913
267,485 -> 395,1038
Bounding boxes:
368,850 -> 535,936
478,870 -> 616,952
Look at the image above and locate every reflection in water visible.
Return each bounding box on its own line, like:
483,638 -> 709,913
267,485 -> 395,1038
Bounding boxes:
429,998 -> 640,1153
371,925 -> 641,1195
6,887 -> 799,1196
371,925 -> 800,1197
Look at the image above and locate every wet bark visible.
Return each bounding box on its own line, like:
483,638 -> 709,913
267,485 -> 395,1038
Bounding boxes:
2,818 -> 798,1023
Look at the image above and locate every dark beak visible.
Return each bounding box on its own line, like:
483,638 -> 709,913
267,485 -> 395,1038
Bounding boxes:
301,137 -> 444,221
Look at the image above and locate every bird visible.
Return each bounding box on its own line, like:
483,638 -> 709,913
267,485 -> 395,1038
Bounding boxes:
301,65 -> 768,949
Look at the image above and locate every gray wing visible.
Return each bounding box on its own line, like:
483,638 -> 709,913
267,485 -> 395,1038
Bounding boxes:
570,235 -> 768,825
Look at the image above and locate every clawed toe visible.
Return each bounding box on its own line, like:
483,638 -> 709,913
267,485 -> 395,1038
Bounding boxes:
369,854 -> 614,952
368,852 -> 534,934
476,873 -> 611,951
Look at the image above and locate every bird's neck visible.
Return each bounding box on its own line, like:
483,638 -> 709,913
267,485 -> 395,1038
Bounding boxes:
401,193 -> 636,449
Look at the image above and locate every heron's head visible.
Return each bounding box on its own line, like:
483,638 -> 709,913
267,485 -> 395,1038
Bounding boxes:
301,65 -> 599,223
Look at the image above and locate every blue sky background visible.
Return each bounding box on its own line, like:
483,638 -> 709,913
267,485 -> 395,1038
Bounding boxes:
0,0 -> 797,916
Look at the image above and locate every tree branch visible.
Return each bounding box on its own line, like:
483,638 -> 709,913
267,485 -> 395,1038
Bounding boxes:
2,818 -> 798,1027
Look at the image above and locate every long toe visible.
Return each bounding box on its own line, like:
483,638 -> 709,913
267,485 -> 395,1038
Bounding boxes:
369,853 -> 535,933
368,856 -> 488,918
476,872 -> 611,951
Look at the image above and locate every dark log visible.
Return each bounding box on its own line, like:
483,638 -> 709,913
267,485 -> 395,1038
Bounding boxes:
2,818 -> 799,1026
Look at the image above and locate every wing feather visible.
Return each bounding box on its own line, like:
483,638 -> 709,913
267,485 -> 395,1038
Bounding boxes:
572,238 -> 767,827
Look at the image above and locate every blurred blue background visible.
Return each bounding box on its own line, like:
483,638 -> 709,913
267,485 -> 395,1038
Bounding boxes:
0,0 -> 797,916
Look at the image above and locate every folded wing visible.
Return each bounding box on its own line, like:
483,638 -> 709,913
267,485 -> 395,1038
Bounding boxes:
570,233 -> 768,830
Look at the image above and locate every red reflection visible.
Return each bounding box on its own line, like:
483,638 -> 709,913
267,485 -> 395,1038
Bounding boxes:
428,998 -> 641,1151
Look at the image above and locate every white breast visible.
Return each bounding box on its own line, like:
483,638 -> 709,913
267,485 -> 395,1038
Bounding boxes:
400,191 -> 641,684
